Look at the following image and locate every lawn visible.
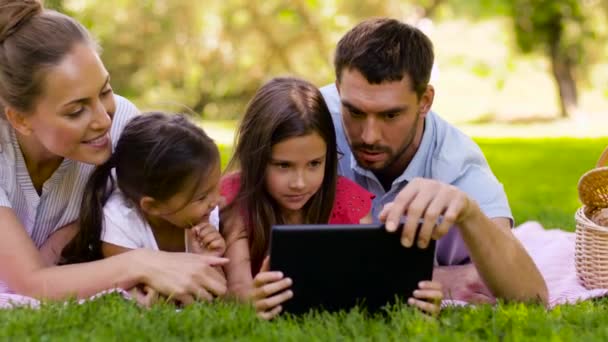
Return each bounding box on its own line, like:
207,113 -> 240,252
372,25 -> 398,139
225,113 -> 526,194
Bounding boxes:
2,138 -> 608,341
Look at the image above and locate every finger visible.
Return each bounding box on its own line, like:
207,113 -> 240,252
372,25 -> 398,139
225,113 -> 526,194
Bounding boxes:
253,277 -> 293,301
199,267 -> 228,297
254,271 -> 284,287
201,232 -> 222,247
260,256 -> 271,272
408,297 -> 440,316
173,293 -> 195,306
255,289 -> 293,311
402,190 -> 435,247
258,305 -> 283,320
418,281 -> 443,291
206,239 -> 225,251
384,183 -> 419,232
433,196 -> 463,240
194,287 -> 213,302
199,255 -> 229,266
413,289 -> 443,301
378,203 -> 394,224
418,194 -> 446,248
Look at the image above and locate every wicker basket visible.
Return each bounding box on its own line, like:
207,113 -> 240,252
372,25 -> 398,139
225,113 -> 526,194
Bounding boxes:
575,147 -> 608,289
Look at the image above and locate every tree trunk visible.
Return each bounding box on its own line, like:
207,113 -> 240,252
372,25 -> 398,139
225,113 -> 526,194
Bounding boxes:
549,42 -> 579,119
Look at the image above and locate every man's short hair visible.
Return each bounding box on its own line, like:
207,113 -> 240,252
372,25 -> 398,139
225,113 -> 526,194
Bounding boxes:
334,18 -> 434,98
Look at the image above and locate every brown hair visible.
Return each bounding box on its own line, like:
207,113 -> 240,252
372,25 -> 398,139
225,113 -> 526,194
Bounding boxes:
334,18 -> 434,98
0,0 -> 96,116
61,113 -> 220,264
226,77 -> 338,274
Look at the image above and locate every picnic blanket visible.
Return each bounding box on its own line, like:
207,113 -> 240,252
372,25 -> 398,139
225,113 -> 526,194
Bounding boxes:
2,221 -> 607,309
513,221 -> 608,307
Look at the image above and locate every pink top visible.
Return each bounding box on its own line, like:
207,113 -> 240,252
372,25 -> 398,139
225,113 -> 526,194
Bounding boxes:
220,173 -> 374,224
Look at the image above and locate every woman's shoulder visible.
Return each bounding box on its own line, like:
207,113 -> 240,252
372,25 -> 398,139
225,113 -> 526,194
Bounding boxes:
110,94 -> 139,145
330,176 -> 375,224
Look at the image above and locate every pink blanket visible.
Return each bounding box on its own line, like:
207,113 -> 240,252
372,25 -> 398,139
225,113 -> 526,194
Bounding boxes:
2,221 -> 607,309
0,280 -> 129,308
513,221 -> 608,307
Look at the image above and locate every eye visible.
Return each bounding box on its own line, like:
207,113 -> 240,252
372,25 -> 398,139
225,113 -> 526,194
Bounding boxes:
101,87 -> 113,97
309,160 -> 323,168
274,162 -> 290,169
384,112 -> 399,120
66,107 -> 85,118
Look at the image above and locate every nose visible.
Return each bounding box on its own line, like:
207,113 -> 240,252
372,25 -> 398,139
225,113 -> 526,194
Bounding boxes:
360,117 -> 381,146
288,170 -> 306,191
90,99 -> 112,132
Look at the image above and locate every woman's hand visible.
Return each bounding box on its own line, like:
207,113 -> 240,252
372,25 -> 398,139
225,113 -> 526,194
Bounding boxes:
252,257 -> 293,320
135,249 -> 229,305
408,280 -> 443,317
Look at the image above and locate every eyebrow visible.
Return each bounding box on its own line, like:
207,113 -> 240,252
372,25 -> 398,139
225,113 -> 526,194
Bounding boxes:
341,100 -> 408,116
62,74 -> 111,107
271,154 -> 326,164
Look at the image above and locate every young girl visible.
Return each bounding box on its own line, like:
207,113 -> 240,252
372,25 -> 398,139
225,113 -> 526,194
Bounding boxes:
221,77 -> 443,319
61,112 -> 226,303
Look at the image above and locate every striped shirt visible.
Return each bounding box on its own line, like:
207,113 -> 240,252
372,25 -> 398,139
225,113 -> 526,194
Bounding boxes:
0,95 -> 137,248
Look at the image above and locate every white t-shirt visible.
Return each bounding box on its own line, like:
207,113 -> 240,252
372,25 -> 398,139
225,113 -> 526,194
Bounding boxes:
100,190 -> 220,251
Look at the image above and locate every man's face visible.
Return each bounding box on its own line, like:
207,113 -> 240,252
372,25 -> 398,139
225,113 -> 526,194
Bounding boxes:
337,68 -> 433,173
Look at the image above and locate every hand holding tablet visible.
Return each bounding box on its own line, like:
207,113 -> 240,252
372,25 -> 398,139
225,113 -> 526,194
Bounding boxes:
252,223 -> 438,318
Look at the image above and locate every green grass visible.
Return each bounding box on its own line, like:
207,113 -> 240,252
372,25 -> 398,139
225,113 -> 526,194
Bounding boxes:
2,138 -> 608,340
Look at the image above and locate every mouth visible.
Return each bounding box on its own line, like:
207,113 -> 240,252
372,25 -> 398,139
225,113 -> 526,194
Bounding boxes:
82,132 -> 110,148
283,193 -> 308,203
356,149 -> 386,163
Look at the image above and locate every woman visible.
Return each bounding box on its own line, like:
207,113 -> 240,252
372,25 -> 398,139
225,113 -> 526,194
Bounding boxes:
0,0 -> 226,304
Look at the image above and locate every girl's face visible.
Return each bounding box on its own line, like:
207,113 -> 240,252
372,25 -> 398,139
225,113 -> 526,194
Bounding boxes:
19,43 -> 115,165
265,132 -> 327,218
154,162 -> 222,229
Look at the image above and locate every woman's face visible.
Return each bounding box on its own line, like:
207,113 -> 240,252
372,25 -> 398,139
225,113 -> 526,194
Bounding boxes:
22,43 -> 115,165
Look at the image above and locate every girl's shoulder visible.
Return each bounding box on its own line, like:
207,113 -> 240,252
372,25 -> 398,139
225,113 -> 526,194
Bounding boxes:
329,176 -> 375,224
220,172 -> 241,205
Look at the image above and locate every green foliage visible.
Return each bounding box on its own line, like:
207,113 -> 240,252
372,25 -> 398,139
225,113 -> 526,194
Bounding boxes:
508,0 -> 605,79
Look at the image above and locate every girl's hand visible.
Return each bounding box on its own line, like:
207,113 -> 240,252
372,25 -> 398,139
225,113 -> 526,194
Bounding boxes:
408,280 -> 443,316
252,257 -> 293,320
190,222 -> 226,257
129,285 -> 160,308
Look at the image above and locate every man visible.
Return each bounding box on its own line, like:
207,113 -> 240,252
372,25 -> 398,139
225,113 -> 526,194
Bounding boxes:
320,18 -> 547,304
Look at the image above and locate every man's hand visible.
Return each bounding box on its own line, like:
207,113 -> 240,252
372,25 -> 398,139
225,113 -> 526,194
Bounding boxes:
379,177 -> 477,249
433,264 -> 495,304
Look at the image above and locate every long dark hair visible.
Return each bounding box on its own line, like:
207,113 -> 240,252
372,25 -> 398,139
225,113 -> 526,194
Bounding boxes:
226,77 -> 338,274
61,112 -> 219,264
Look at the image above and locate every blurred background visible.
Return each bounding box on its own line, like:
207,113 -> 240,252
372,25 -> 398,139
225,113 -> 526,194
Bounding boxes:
46,0 -> 608,142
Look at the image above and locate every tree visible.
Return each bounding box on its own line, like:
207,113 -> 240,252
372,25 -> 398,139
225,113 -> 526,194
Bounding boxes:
508,0 -> 602,118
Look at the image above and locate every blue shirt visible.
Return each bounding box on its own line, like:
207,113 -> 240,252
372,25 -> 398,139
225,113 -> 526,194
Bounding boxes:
320,84 -> 513,265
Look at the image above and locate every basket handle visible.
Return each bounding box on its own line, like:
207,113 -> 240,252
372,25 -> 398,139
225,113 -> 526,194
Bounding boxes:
598,146 -> 608,167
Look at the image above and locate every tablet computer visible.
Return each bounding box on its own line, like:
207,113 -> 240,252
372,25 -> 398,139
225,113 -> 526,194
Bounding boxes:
268,224 -> 435,315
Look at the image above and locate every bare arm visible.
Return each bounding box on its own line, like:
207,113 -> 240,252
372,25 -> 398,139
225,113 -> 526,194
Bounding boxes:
222,214 -> 254,300
39,222 -> 79,266
102,242 -> 133,258
0,207 -> 228,302
459,213 -> 548,305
